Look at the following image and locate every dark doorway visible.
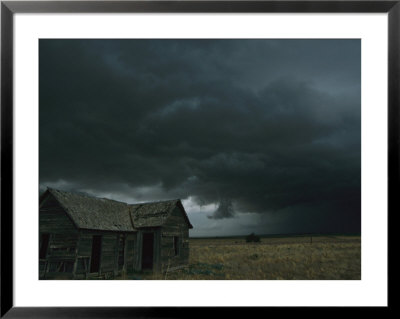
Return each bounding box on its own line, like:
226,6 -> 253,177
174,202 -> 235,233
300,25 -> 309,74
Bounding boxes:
141,233 -> 154,270
90,235 -> 102,273
173,236 -> 179,256
39,233 -> 50,259
118,235 -> 125,271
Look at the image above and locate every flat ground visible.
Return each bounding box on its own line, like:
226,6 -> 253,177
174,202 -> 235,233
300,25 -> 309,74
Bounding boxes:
129,235 -> 361,280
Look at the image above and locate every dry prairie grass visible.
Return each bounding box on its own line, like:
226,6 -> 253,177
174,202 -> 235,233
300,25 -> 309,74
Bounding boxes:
139,235 -> 361,280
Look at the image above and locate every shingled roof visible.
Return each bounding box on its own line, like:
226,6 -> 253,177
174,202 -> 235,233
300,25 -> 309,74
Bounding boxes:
41,188 -> 193,231
130,200 -> 190,228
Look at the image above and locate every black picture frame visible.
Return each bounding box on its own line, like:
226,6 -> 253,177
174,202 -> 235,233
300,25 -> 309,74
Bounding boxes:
1,0 -> 396,317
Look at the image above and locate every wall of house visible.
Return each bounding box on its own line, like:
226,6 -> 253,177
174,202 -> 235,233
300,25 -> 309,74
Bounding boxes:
124,234 -> 137,273
39,194 -> 79,278
74,231 -> 92,278
75,231 -> 138,278
99,233 -> 117,276
160,206 -> 190,272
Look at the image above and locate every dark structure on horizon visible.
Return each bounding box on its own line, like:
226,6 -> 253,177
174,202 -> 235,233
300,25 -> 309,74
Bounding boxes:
39,188 -> 193,279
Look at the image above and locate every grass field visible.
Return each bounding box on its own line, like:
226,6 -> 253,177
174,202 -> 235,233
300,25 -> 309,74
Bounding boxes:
130,235 -> 361,280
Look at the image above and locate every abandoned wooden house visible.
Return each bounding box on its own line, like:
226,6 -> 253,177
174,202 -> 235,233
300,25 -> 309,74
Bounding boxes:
39,188 -> 193,279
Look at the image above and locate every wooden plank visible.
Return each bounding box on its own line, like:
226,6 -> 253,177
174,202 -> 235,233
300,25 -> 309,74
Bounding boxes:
158,208 -> 190,271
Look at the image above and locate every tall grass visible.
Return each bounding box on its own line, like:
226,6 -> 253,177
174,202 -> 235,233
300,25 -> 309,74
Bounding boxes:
141,236 -> 361,280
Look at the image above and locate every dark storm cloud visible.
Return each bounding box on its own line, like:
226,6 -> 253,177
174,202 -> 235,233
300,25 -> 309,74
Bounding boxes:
40,39 -> 360,234
209,199 -> 235,219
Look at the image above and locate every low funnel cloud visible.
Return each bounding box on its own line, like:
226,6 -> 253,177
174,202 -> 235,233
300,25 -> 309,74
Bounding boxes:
208,199 -> 235,219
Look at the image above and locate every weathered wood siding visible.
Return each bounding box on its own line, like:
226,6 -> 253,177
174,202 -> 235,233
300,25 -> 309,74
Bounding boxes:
125,234 -> 136,273
74,231 -> 92,278
160,206 -> 190,272
75,231 -> 138,278
39,195 -> 78,256
39,194 -> 78,238
98,233 -> 115,275
135,231 -> 143,271
76,232 -> 93,257
39,194 -> 79,278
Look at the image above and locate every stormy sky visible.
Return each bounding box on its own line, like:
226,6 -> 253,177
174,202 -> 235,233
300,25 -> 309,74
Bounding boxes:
39,39 -> 361,237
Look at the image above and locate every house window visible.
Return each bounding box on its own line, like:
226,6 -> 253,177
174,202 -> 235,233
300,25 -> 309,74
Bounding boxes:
173,236 -> 179,256
39,233 -> 50,259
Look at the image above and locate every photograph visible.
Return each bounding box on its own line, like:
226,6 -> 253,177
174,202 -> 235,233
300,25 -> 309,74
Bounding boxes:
38,39 -> 361,280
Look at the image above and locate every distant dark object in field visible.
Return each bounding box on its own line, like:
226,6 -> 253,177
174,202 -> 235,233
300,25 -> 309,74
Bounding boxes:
245,233 -> 261,243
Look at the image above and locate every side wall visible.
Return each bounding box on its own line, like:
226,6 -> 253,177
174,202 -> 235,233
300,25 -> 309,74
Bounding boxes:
76,231 -> 137,279
160,206 -> 190,272
39,194 -> 79,279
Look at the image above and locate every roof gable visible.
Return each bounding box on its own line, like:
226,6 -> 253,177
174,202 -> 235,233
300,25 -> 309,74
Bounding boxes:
130,199 -> 193,229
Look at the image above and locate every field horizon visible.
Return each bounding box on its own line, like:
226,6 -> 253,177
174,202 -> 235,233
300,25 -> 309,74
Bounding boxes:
189,232 -> 361,239
117,234 -> 361,280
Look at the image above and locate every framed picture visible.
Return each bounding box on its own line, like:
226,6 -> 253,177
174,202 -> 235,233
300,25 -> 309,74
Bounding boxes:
1,0 -> 395,316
